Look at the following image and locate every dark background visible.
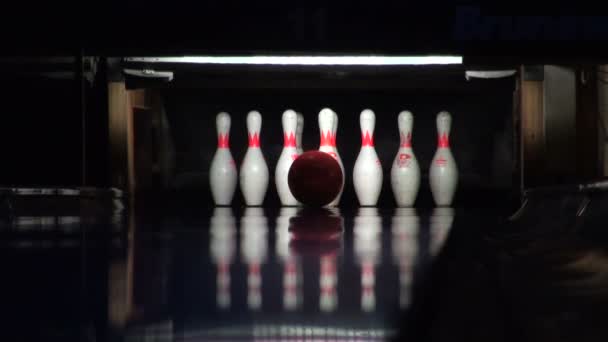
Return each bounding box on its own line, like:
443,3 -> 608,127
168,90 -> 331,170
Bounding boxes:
1,2 -> 605,205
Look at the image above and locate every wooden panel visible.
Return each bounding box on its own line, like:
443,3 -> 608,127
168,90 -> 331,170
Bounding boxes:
520,69 -> 545,188
110,88 -> 173,193
543,66 -> 576,182
108,82 -> 128,190
128,88 -> 149,109
108,82 -> 135,193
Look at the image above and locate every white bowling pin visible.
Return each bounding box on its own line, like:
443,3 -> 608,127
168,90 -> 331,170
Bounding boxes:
391,111 -> 420,207
353,109 -> 383,206
429,111 -> 458,206
318,108 -> 345,207
296,112 -> 304,154
332,110 -> 345,205
240,111 -> 269,206
275,110 -> 301,206
209,112 -> 238,205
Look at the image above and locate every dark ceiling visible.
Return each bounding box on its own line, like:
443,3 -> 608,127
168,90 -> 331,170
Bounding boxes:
1,2 -> 608,62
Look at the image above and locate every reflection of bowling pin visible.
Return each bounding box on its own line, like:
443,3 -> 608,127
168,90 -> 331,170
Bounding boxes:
326,206 -> 341,218
353,207 -> 382,236
210,208 -> 236,309
430,207 -> 454,256
353,208 -> 381,312
319,254 -> 338,312
241,208 -> 268,310
275,110 -> 301,206
283,255 -> 301,311
318,108 -> 344,206
391,111 -> 420,207
296,112 -> 304,154
209,112 -> 238,205
430,111 -> 458,206
276,207 -> 302,311
353,109 -> 383,206
240,111 -> 269,206
391,208 -> 419,308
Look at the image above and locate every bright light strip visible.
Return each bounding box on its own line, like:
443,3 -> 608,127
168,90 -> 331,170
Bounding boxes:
124,55 -> 462,66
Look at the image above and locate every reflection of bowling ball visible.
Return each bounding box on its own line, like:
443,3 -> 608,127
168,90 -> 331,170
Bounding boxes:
288,151 -> 343,207
288,207 -> 343,256
289,239 -> 341,257
289,208 -> 343,241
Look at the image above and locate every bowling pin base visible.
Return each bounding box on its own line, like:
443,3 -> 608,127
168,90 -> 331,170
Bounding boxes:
430,184 -> 457,207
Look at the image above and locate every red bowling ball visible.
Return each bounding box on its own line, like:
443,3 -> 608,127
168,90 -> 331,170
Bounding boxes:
288,151 -> 343,207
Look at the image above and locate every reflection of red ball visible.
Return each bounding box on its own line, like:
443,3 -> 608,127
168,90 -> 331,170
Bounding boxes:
288,151 -> 343,207
288,208 -> 343,256
288,208 -> 343,241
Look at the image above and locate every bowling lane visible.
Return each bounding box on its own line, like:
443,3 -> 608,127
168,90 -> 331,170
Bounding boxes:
4,189 -> 608,341
99,205 -> 505,341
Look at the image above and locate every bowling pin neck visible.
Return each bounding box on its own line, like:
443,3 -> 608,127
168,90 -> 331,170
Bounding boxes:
332,112 -> 339,133
283,132 -> 297,148
296,113 -> 304,150
218,133 -> 230,148
319,130 -> 336,147
361,131 -> 374,147
296,113 -> 304,139
436,111 -> 451,149
247,111 -> 262,148
398,111 -> 413,148
400,132 -> 412,148
282,110 -> 298,148
248,132 -> 261,148
360,110 -> 375,147
216,112 -> 231,149
437,132 -> 450,148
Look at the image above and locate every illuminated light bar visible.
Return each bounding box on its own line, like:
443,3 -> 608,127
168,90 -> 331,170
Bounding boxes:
124,55 -> 462,66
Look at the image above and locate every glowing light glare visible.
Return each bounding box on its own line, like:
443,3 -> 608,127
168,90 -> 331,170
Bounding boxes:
125,55 -> 462,66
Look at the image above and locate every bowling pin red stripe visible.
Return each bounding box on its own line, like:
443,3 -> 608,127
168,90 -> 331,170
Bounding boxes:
248,133 -> 260,147
285,261 -> 297,274
362,264 -> 374,277
320,131 -> 335,147
218,262 -> 230,273
320,287 -> 335,295
321,262 -> 335,273
361,131 -> 374,146
438,133 -> 450,148
283,132 -> 297,147
217,133 -> 230,148
400,132 -> 412,148
249,263 -> 260,274
436,156 -> 447,166
321,256 -> 335,271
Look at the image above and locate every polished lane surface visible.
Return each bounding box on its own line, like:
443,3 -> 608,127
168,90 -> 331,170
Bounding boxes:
3,192 -> 607,341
